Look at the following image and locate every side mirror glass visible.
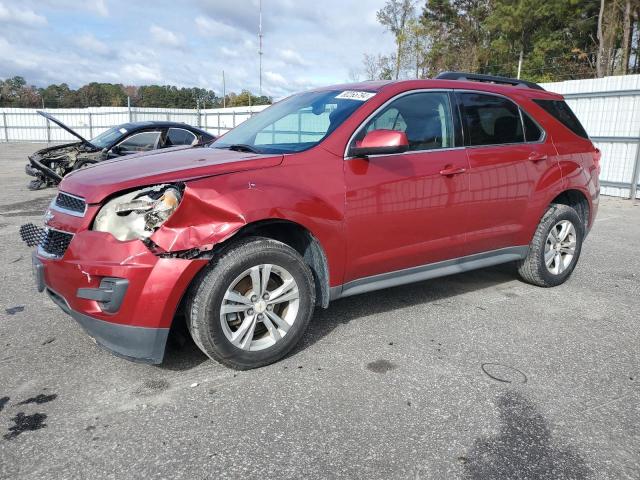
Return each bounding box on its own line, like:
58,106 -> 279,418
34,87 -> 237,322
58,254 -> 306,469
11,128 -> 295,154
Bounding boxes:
349,129 -> 409,157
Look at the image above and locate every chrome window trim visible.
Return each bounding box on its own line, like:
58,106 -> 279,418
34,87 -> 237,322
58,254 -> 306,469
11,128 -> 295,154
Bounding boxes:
343,88 -> 458,160
453,89 -> 547,147
51,192 -> 87,218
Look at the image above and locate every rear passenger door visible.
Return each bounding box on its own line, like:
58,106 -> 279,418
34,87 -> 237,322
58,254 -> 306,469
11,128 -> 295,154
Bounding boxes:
455,91 -> 557,255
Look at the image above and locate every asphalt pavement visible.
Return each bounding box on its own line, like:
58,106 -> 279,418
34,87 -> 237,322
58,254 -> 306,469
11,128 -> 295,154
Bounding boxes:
0,143 -> 638,479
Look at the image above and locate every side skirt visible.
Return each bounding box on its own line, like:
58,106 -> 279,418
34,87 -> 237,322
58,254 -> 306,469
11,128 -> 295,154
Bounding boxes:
330,246 -> 529,301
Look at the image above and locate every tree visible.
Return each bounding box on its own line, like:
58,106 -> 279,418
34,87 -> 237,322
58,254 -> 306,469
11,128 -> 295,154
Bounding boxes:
377,0 -> 416,79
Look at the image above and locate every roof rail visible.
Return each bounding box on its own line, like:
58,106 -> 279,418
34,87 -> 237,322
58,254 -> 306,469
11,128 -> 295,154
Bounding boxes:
435,71 -> 545,91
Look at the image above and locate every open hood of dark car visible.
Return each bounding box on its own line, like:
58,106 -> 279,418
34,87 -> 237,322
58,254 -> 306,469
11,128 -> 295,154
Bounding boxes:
37,110 -> 96,148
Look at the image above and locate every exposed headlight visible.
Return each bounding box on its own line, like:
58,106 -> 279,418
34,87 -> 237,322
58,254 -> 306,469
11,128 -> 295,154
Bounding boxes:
93,184 -> 182,241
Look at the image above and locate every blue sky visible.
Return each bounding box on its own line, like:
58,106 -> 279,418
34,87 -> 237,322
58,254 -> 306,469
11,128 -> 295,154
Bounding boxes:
0,0 -> 396,99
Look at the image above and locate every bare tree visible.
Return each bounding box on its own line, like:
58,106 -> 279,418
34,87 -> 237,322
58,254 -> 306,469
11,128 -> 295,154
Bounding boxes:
376,0 -> 416,79
362,53 -> 380,80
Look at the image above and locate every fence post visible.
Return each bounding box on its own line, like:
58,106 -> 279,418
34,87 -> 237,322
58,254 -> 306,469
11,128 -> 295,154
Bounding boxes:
127,97 -> 132,122
232,111 -> 236,128
630,137 -> 640,200
217,113 -> 221,135
2,112 -> 7,142
46,118 -> 51,145
88,112 -> 93,139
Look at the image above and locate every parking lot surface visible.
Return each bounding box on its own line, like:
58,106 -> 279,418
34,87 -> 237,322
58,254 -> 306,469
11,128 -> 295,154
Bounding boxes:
1,143 -> 639,479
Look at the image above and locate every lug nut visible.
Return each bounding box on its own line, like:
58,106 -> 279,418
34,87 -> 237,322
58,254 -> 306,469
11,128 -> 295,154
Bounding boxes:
267,304 -> 273,311
247,308 -> 254,315
258,313 -> 264,320
251,295 -> 258,302
263,293 -> 269,300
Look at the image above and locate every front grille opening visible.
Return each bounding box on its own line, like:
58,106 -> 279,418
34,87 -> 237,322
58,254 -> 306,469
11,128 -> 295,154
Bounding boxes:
56,192 -> 86,214
19,223 -> 73,258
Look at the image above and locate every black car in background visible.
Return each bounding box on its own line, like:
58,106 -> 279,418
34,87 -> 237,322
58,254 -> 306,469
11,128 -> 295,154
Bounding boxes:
26,111 -> 216,189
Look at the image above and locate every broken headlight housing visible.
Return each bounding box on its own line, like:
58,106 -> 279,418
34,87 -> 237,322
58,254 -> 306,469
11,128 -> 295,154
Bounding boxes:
93,184 -> 182,241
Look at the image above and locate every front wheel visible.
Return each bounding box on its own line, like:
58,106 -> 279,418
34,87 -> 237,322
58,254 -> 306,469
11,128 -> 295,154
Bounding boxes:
517,204 -> 584,287
186,237 -> 315,369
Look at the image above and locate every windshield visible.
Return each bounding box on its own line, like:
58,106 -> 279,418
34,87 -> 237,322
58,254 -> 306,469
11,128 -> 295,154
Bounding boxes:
90,127 -> 126,149
212,90 -> 374,154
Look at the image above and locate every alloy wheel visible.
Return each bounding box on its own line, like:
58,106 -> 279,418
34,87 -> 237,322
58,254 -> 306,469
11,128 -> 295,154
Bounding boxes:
220,264 -> 300,351
544,220 -> 577,275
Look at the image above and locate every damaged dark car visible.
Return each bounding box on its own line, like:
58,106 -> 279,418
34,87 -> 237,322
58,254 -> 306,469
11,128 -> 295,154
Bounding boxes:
26,111 -> 215,190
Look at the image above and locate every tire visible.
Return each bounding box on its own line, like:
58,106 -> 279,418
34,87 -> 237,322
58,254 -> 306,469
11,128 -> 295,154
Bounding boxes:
186,237 -> 315,369
517,204 -> 584,287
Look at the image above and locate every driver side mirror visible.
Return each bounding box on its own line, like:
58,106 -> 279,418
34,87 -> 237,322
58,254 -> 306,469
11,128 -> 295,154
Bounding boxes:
349,129 -> 409,158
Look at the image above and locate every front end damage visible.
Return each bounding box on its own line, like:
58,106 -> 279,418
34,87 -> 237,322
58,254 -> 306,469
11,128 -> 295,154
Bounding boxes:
18,181 -> 252,364
27,143 -> 102,190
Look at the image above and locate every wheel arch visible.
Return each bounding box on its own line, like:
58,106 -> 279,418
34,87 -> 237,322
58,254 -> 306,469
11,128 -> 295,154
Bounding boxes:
549,188 -> 591,230
209,219 -> 331,308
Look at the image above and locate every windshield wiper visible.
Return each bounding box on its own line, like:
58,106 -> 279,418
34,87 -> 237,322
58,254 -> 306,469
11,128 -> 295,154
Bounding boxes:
219,144 -> 262,153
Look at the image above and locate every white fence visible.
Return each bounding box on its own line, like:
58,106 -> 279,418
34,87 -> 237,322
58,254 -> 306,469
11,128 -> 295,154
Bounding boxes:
541,75 -> 640,199
2,75 -> 640,199
0,105 -> 269,143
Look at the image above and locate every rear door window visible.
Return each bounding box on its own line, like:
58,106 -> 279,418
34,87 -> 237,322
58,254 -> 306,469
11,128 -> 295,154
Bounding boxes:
167,128 -> 197,146
522,111 -> 544,142
457,92 -> 524,146
533,99 -> 588,139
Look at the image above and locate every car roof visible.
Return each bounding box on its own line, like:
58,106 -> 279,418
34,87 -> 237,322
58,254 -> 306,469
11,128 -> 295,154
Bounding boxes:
118,121 -> 210,132
312,79 -> 563,100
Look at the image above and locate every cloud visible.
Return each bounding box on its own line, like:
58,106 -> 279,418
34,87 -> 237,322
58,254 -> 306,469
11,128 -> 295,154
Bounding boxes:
278,49 -> 309,67
74,33 -> 111,56
0,2 -> 47,27
0,0 -> 396,98
121,63 -> 162,83
195,15 -> 239,38
149,24 -> 183,48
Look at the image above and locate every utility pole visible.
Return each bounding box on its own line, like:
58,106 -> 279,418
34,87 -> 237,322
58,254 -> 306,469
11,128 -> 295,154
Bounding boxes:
258,0 -> 263,96
517,49 -> 524,79
222,70 -> 226,108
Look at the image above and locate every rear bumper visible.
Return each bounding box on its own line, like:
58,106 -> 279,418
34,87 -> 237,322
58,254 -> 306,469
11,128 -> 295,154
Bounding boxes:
31,231 -> 208,363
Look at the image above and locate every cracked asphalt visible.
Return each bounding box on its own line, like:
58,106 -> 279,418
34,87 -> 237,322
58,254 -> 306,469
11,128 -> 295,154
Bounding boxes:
1,143 -> 639,479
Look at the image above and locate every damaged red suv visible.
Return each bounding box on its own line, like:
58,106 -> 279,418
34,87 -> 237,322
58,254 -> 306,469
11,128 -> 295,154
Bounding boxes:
21,72 -> 599,369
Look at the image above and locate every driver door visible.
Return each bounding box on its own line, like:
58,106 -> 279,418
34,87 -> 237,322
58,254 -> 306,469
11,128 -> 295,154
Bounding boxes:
343,91 -> 470,282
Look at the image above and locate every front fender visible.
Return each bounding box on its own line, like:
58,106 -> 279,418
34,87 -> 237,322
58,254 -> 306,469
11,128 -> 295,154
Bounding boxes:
149,169 -> 345,284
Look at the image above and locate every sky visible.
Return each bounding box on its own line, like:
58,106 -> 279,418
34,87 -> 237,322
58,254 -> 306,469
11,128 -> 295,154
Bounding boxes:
0,0 -> 396,99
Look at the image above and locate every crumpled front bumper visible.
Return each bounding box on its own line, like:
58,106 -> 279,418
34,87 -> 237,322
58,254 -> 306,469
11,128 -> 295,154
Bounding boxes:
30,230 -> 208,364
26,155 -> 63,183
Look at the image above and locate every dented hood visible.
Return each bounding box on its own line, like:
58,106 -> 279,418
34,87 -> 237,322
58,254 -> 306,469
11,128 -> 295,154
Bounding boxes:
60,146 -> 284,204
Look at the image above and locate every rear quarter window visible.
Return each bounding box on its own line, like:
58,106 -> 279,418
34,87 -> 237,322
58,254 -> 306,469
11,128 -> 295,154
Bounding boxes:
533,99 -> 588,139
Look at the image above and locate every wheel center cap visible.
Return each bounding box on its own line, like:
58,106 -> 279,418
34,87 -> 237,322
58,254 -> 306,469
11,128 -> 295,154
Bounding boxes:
254,300 -> 267,314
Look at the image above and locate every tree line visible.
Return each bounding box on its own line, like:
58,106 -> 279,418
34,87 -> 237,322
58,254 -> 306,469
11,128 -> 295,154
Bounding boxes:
0,77 -> 272,109
356,0 -> 640,82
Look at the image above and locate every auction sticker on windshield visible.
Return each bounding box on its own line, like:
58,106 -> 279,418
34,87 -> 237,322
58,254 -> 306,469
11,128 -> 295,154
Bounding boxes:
335,91 -> 376,101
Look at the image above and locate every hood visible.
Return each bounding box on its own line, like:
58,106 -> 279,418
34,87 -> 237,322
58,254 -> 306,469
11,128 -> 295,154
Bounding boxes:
37,110 -> 95,148
60,146 -> 284,204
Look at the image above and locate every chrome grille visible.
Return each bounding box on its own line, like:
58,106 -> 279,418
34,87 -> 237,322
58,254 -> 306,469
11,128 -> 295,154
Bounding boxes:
55,192 -> 86,215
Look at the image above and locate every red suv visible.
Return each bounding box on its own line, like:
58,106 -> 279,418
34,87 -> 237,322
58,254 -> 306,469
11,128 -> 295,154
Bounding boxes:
21,72 -> 599,369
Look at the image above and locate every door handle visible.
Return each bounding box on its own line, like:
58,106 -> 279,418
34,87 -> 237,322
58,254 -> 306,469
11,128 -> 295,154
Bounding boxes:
439,166 -> 467,176
528,152 -> 547,163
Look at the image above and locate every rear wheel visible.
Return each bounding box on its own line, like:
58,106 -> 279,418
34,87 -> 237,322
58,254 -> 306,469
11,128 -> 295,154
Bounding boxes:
187,237 -> 315,369
517,204 -> 584,287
